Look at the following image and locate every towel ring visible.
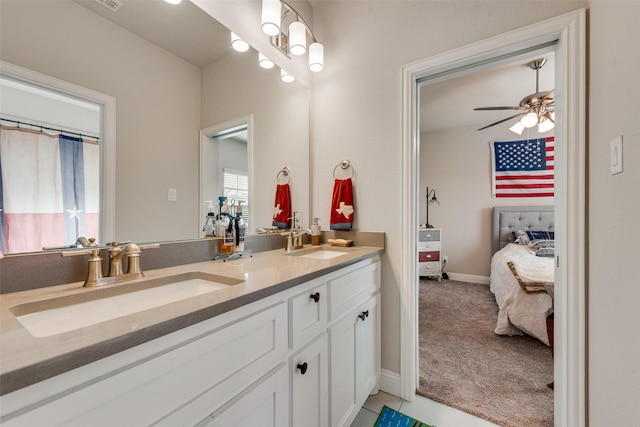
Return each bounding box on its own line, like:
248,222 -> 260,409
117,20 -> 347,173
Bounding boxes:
333,159 -> 354,179
276,166 -> 290,184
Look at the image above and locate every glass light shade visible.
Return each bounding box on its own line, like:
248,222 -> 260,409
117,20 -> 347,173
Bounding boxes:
280,69 -> 295,83
289,21 -> 306,56
509,121 -> 525,135
309,42 -> 324,72
230,32 -> 249,52
261,0 -> 281,36
259,53 -> 275,69
164,0 -> 182,4
538,117 -> 555,133
520,112 -> 539,128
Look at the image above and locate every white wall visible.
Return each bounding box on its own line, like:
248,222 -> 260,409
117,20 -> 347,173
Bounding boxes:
420,124 -> 553,278
587,1 -> 640,425
0,0 -> 202,244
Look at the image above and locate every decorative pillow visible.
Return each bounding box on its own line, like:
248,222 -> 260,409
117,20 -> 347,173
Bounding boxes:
529,239 -> 555,251
530,239 -> 555,257
526,230 -> 554,241
512,229 -> 530,244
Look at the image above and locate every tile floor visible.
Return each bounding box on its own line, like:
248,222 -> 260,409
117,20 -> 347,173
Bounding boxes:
350,391 -> 499,427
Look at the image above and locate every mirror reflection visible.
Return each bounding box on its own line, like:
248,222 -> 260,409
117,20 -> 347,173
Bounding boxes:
0,0 -> 310,254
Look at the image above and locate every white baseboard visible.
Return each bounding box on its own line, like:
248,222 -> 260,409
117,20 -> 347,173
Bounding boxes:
446,272 -> 489,285
379,369 -> 401,398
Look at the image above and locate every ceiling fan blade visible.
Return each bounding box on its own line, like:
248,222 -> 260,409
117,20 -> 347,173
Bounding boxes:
474,106 -> 522,111
477,111 -> 525,131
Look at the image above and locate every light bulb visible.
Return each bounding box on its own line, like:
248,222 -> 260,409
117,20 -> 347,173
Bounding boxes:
259,53 -> 274,69
281,69 -> 295,83
261,0 -> 281,36
230,32 -> 249,53
509,121 -> 525,135
309,42 -> 324,72
520,112 -> 539,128
289,21 -> 306,56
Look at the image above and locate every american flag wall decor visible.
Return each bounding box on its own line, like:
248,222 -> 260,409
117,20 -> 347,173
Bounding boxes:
490,137 -> 554,198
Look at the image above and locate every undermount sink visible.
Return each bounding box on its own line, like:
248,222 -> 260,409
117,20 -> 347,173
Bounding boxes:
10,272 -> 244,338
285,247 -> 349,260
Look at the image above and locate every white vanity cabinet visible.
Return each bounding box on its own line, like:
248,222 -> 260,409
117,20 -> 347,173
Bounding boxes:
328,263 -> 381,427
0,256 -> 380,427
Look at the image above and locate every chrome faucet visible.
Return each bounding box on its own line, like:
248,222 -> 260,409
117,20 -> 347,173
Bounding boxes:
62,241 -> 159,287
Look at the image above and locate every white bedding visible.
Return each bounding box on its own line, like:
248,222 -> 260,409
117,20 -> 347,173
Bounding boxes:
489,243 -> 554,345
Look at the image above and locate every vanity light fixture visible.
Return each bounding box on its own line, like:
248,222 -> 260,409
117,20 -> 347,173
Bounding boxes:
261,0 -> 324,73
231,32 -> 250,53
164,0 -> 182,4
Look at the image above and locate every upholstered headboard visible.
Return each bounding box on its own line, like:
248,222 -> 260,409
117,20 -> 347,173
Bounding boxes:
492,206 -> 554,255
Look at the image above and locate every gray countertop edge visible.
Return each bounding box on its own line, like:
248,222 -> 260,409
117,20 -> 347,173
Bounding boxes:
0,247 -> 383,396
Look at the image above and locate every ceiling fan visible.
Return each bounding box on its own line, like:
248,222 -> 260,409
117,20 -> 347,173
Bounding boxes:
474,58 -> 554,132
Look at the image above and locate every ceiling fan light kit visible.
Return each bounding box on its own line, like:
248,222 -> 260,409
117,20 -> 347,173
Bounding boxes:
475,58 -> 555,135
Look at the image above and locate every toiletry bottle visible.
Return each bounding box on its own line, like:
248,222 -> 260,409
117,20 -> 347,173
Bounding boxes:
311,217 -> 321,245
235,201 -> 245,252
203,201 -> 216,237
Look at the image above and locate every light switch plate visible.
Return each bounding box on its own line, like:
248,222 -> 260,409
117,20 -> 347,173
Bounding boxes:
168,188 -> 177,202
610,136 -> 623,175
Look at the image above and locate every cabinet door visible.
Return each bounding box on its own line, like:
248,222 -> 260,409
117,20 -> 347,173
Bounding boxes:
355,295 -> 380,404
329,309 -> 358,427
291,333 -> 328,427
329,295 -> 381,427
200,364 -> 288,427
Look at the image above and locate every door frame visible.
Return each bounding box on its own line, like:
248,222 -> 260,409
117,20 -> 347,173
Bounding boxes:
400,9 -> 586,427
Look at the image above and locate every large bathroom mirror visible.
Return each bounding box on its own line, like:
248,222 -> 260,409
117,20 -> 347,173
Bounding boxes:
0,0 -> 310,254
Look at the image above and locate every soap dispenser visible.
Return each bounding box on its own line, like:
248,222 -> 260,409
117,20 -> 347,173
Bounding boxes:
203,200 -> 216,237
311,217 -> 321,245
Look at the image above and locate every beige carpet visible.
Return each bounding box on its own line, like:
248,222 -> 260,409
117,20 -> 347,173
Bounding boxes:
417,279 -> 553,427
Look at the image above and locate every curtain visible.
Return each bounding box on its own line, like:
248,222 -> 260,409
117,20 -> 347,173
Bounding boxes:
0,126 -> 99,253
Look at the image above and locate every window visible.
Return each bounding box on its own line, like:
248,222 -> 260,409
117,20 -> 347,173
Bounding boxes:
223,168 -> 249,228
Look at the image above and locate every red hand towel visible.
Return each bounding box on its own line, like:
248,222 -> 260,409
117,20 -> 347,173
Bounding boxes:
272,183 -> 291,229
330,178 -> 354,230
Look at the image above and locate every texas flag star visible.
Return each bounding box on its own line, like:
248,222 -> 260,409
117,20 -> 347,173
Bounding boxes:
66,206 -> 83,220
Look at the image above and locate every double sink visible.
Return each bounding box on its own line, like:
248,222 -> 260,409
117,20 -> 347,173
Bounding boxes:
9,247 -> 349,338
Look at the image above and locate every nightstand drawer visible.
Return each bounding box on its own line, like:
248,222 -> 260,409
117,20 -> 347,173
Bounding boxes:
419,262 -> 440,275
417,241 -> 440,252
418,251 -> 440,262
418,230 -> 440,242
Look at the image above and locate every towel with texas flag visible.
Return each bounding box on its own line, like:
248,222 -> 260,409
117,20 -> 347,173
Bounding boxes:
330,178 -> 354,230
272,183 -> 291,229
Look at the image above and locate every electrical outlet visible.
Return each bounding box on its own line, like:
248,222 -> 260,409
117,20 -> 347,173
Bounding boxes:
443,255 -> 448,263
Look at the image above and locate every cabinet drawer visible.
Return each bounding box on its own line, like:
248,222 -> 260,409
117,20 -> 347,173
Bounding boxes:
3,303 -> 288,427
417,241 -> 440,252
418,261 -> 440,275
418,230 -> 440,241
418,251 -> 440,262
329,262 -> 380,321
289,283 -> 328,349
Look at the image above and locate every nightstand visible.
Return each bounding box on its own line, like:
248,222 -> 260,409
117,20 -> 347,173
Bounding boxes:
418,228 -> 442,281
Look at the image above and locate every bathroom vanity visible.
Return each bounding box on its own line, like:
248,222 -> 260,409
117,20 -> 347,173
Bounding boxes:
0,244 -> 382,427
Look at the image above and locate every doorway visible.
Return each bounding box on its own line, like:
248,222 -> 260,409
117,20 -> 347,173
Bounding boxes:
400,9 -> 586,427
416,50 -> 556,425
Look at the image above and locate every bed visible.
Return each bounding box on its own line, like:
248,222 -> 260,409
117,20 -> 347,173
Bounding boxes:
489,206 -> 554,345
